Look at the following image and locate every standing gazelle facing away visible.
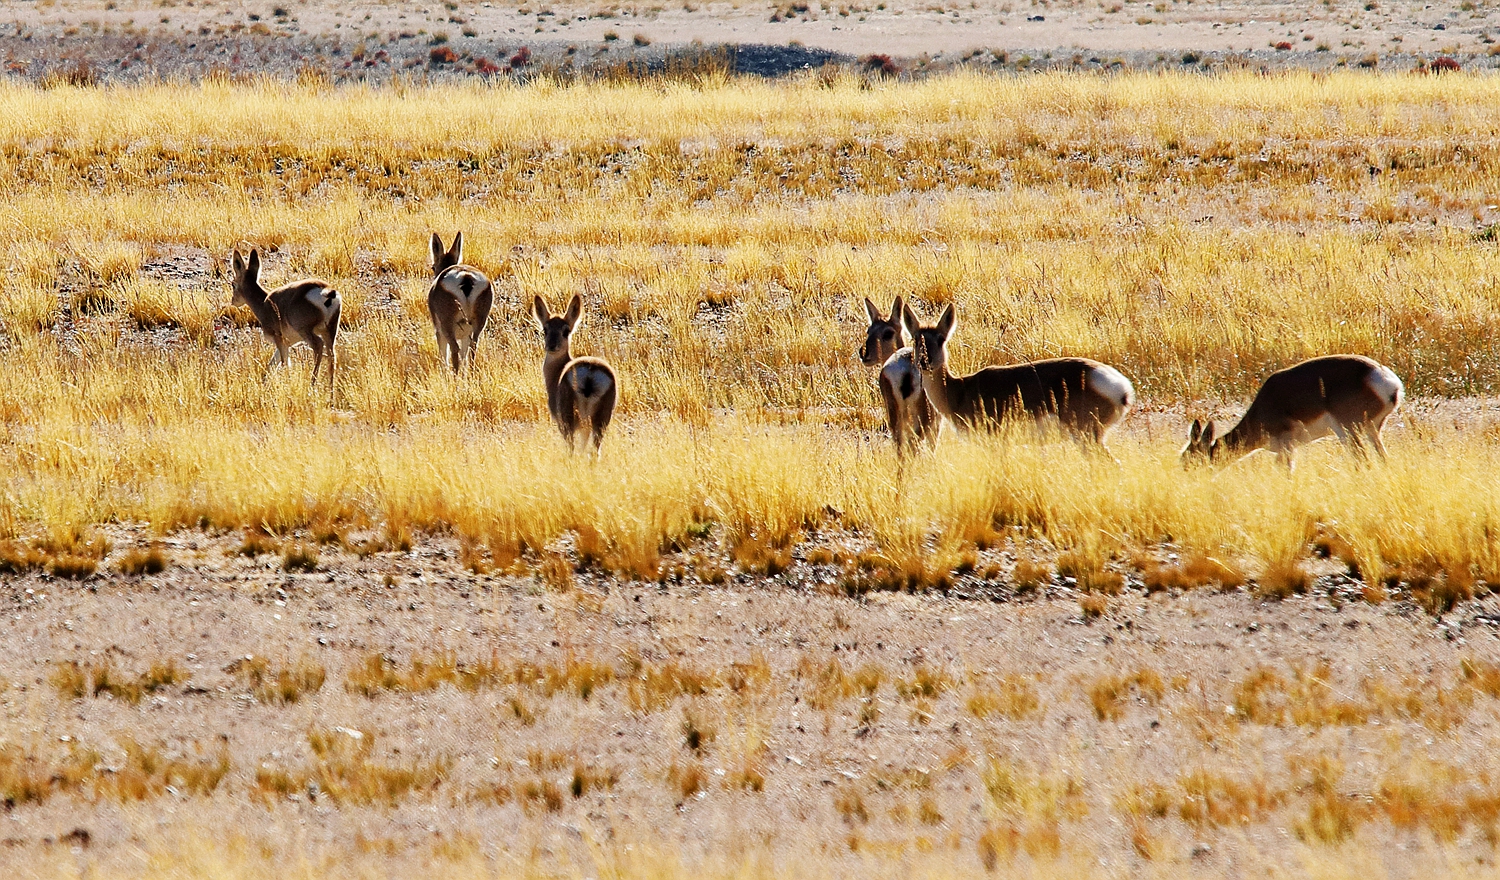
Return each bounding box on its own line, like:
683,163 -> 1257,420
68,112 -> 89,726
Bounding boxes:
902,302 -> 1134,445
860,295 -> 935,456
533,294 -> 617,454
230,248 -> 341,403
427,232 -> 493,372
1182,355 -> 1403,468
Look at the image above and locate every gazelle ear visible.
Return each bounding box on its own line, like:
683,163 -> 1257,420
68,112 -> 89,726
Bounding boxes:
1203,421 -> 1217,445
935,303 -> 956,340
863,297 -> 881,324
1188,419 -> 1203,445
448,231 -> 464,264
564,294 -> 583,327
532,295 -> 550,325
246,249 -> 261,282
889,296 -> 904,331
430,233 -> 444,267
231,249 -> 245,277
901,301 -> 921,336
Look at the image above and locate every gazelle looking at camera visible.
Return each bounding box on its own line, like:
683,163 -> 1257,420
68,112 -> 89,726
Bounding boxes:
860,295 -> 935,456
427,231 -> 493,372
902,301 -> 1134,445
229,248 -> 341,403
533,294 -> 617,454
1182,355 -> 1403,468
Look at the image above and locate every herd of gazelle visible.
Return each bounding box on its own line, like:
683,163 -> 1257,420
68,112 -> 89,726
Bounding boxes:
227,237 -> 1404,466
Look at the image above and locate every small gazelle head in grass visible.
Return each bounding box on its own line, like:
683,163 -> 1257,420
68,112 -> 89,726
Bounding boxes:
229,248 -> 264,308
534,293 -> 582,358
1182,418 -> 1218,466
902,301 -> 955,377
859,295 -> 906,367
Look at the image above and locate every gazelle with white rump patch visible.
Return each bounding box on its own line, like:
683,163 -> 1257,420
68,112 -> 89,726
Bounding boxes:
427,231 -> 493,372
902,302 -> 1134,445
533,294 -> 617,454
229,248 -> 341,403
1182,355 -> 1403,468
860,295 -> 935,456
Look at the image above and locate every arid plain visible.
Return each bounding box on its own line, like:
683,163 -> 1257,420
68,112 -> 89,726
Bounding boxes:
3,5 -> 1500,876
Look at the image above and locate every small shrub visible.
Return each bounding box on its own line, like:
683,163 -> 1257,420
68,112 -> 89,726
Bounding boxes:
861,53 -> 899,76
1089,669 -> 1164,721
667,761 -> 705,800
681,708 -> 717,753
229,656 -> 326,704
237,529 -> 279,557
1011,558 -> 1052,594
117,544 -> 169,576
1254,557 -> 1311,600
967,675 -> 1040,720
281,542 -> 319,572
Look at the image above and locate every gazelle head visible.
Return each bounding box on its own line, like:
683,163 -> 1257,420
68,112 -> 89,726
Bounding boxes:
230,248 -> 264,306
859,296 -> 906,367
430,231 -> 464,277
533,294 -> 583,357
902,301 -> 955,376
1181,418 -> 1219,466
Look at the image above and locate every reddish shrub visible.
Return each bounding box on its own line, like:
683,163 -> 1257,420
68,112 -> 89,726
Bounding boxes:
474,57 -> 501,74
510,46 -> 532,68
1274,41 -> 1293,51
429,46 -> 459,65
861,53 -> 899,77
1430,55 -> 1462,73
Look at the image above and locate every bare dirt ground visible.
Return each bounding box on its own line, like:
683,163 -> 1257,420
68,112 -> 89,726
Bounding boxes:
1,508 -> 1498,876
3,0 -> 1498,82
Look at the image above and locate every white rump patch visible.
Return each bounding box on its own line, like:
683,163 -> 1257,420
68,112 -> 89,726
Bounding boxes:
1366,365 -> 1404,408
1087,365 -> 1134,409
303,286 -> 339,318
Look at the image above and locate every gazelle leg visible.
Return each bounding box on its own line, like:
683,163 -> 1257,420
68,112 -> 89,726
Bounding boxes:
308,336 -> 325,389
326,335 -> 337,405
267,342 -> 289,376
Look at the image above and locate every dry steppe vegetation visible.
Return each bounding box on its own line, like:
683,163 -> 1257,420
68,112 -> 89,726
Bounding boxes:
1,71 -> 1500,877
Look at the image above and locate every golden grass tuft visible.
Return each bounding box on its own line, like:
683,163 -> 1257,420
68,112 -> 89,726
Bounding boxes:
51,658 -> 190,704
116,542 -> 169,575
623,657 -> 721,713
255,727 -> 450,807
967,674 -> 1040,721
1088,668 -> 1164,721
228,655 -> 327,704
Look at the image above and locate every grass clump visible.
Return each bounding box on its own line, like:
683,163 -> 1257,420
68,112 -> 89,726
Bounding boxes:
116,543 -> 169,575
1088,668 -> 1164,721
229,655 -> 326,704
967,674 -> 1040,720
51,658 -> 190,704
255,727 -> 449,807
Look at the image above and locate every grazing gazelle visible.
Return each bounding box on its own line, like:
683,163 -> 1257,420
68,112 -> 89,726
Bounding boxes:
902,302 -> 1134,444
230,248 -> 340,402
860,295 -> 935,456
427,232 -> 493,372
1182,355 -> 1403,468
533,294 -> 617,454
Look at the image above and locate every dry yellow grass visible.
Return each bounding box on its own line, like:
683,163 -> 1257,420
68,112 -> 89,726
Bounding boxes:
3,71 -> 1500,876
0,72 -> 1495,603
